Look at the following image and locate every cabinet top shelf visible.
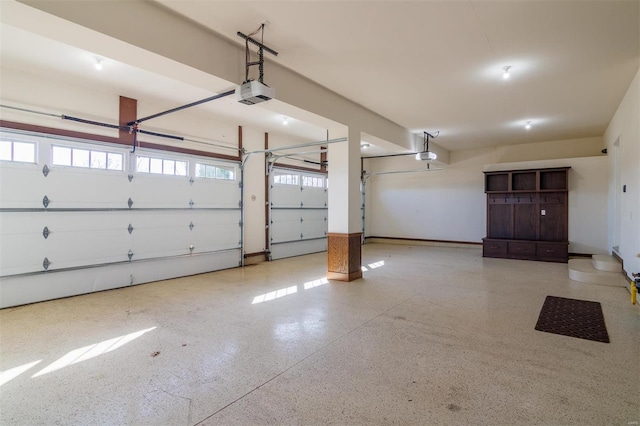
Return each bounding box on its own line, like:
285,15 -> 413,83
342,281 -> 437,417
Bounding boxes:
484,166 -> 570,193
485,189 -> 569,194
483,166 -> 571,175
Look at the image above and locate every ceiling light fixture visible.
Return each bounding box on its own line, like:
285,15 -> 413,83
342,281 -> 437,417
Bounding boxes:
502,65 -> 511,79
525,121 -> 532,130
282,116 -> 289,125
361,142 -> 371,149
416,131 -> 438,161
95,58 -> 103,71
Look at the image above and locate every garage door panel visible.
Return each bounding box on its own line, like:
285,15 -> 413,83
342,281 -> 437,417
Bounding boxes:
5,211 -> 131,233
301,219 -> 327,238
189,224 -> 241,251
131,176 -> 193,208
0,232 -> 47,275
0,249 -> 240,308
44,169 -> 129,208
0,165 -> 46,208
271,186 -> 302,208
270,240 -> 327,260
192,180 -> 241,209
300,188 -> 327,208
43,230 -> 130,269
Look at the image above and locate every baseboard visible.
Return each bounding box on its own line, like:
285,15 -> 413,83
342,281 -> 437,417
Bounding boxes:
244,251 -> 267,265
365,236 -> 481,249
568,253 -> 593,258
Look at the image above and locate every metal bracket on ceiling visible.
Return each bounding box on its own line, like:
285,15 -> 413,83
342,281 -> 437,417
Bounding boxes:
237,23 -> 279,84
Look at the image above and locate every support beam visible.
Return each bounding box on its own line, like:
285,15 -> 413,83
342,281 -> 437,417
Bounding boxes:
119,96 -> 137,144
326,126 -> 363,281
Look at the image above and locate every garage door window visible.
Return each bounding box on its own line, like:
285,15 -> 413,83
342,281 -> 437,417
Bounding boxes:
0,140 -> 36,164
136,156 -> 187,176
195,163 -> 235,181
274,173 -> 300,186
302,175 -> 324,188
52,145 -> 123,171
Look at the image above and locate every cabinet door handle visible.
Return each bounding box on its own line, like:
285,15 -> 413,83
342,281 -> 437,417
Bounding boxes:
546,249 -> 555,253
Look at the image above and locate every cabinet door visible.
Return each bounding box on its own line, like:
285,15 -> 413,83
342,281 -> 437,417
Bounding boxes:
514,203 -> 537,240
488,204 -> 512,239
539,194 -> 567,241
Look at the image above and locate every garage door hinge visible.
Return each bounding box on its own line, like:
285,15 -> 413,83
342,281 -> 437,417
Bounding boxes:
300,186 -> 304,192
128,250 -> 134,261
42,165 -> 50,177
300,202 -> 304,208
42,257 -> 50,271
238,201 -> 243,208
127,198 -> 133,208
300,233 -> 304,239
189,177 -> 194,185
189,221 -> 194,230
189,199 -> 194,208
300,217 -> 304,223
128,174 -> 134,182
43,226 -> 50,239
128,224 -> 134,234
189,244 -> 194,253
42,195 -> 50,208
238,220 -> 243,227
238,181 -> 243,189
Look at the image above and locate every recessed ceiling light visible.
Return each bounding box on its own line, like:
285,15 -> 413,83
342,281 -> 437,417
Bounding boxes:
525,121 -> 532,130
502,65 -> 511,79
360,142 -> 371,149
95,57 -> 103,71
282,116 -> 289,125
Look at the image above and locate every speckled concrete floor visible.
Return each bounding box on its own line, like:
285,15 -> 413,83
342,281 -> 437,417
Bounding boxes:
1,244 -> 638,425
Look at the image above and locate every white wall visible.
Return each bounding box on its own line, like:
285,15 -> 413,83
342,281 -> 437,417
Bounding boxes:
605,67 -> 640,277
364,138 -> 609,254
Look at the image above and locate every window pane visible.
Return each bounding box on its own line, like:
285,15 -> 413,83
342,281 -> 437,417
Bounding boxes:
13,142 -> 35,163
107,153 -> 123,170
225,169 -> 235,180
163,159 -> 175,175
215,166 -> 226,179
72,149 -> 90,167
196,164 -> 206,177
175,161 -> 187,176
137,156 -> 149,173
0,141 -> 12,161
150,158 -> 163,174
90,151 -> 107,169
206,165 -> 215,178
52,146 -> 71,166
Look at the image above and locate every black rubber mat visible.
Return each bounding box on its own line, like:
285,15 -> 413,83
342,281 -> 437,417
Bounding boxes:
535,296 -> 609,343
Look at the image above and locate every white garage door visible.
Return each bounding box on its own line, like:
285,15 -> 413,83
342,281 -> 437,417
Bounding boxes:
268,167 -> 328,260
0,129 -> 241,308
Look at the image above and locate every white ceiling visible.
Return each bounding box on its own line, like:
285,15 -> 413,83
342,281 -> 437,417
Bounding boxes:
155,0 -> 639,151
1,0 -> 639,156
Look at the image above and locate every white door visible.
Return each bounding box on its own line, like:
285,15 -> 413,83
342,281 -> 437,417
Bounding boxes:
268,168 -> 328,260
0,129 -> 241,308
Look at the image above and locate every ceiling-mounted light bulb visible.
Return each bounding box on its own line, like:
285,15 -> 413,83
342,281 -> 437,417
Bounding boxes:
282,116 -> 289,125
525,121 -> 532,130
360,142 -> 371,149
95,58 -> 103,71
502,65 -> 511,79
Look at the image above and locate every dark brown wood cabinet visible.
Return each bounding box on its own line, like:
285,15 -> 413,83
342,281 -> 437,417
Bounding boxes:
483,167 -> 569,263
